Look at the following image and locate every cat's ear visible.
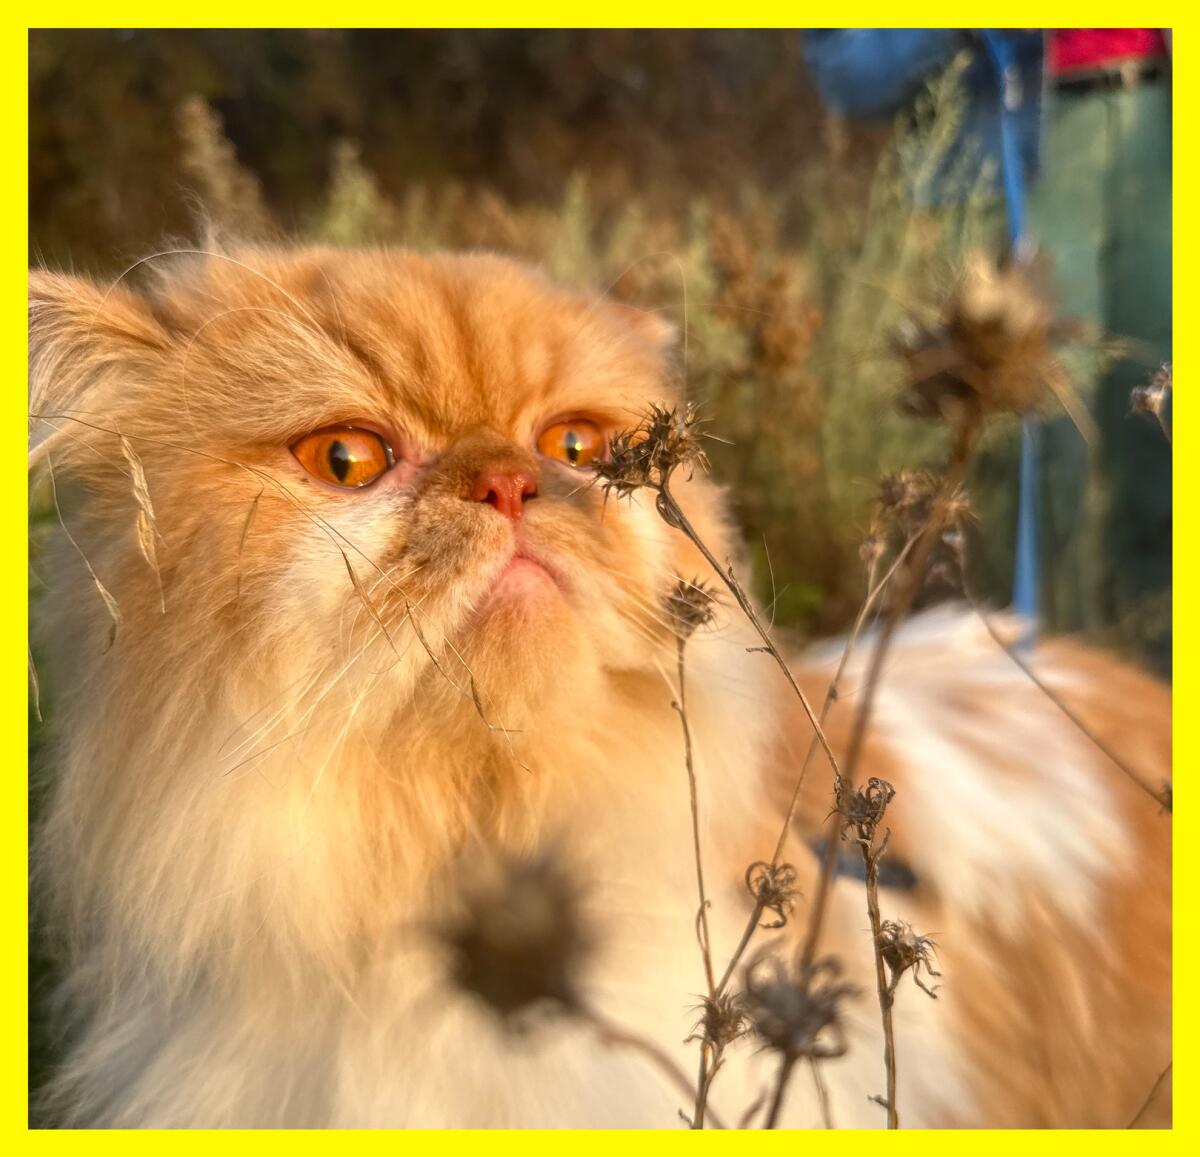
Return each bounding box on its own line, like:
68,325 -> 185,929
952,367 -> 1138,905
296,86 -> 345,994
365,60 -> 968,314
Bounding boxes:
29,271 -> 171,454
602,300 -> 679,356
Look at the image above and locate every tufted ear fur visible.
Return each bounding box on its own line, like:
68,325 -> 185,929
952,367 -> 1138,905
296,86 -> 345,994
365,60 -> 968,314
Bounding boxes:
29,271 -> 171,464
599,299 -> 678,357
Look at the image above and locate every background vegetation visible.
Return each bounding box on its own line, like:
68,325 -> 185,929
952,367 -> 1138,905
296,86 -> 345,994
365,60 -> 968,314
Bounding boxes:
28,28 -> 1164,648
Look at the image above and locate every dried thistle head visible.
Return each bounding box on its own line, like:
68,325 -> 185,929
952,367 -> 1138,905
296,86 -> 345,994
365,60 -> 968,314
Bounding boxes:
687,990 -> 751,1051
744,951 -> 858,1062
595,401 -> 710,501
1130,363 -> 1172,420
838,776 -> 895,844
878,469 -> 938,527
666,578 -> 719,640
878,920 -> 942,999
896,249 -> 1074,425
440,849 -> 591,1020
745,860 -> 800,929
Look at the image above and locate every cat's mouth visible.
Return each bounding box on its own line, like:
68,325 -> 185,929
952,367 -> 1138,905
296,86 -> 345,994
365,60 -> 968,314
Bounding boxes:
483,545 -> 561,604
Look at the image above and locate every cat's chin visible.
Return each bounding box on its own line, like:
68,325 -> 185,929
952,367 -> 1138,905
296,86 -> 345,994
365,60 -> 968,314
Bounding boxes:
488,555 -> 558,600
471,547 -> 563,620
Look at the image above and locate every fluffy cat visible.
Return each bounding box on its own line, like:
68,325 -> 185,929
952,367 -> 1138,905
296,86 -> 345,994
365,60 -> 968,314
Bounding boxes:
29,247 -> 1170,1128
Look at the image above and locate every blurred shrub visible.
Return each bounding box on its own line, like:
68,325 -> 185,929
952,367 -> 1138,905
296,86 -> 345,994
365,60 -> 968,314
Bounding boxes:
30,31 -> 1116,641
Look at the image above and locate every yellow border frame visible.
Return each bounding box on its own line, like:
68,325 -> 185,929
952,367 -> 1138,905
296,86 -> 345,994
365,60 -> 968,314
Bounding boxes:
11,10 -> 1187,1146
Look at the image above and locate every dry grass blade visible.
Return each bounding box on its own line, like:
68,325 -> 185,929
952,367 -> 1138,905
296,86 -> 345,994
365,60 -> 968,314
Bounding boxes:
29,647 -> 43,724
119,435 -> 166,612
235,485 -> 264,600
342,553 -> 396,654
45,450 -> 122,652
965,589 -> 1169,811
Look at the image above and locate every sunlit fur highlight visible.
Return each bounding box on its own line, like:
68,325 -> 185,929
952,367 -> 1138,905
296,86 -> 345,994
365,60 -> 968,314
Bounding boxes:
30,248 -> 1169,1127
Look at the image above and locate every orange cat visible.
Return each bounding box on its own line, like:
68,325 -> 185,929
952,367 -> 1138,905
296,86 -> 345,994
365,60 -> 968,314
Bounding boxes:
29,248 -> 1170,1127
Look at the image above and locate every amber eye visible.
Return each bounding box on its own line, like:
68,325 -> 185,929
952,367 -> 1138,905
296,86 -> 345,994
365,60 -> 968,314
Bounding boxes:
536,419 -> 605,468
291,427 -> 395,488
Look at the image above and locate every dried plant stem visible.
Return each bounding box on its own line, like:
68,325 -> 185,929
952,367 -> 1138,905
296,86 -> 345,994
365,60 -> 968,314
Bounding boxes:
799,417 -> 979,975
710,546 -> 910,995
737,1088 -> 769,1130
657,481 -> 843,783
1128,1061 -> 1172,1127
763,1055 -> 798,1129
858,829 -> 898,1128
690,536 -> 916,1124
579,1007 -> 728,1130
810,1058 -> 833,1128
650,477 -> 854,1128
965,590 -> 1168,811
672,632 -> 721,1130
673,635 -> 717,997
767,537 -> 917,870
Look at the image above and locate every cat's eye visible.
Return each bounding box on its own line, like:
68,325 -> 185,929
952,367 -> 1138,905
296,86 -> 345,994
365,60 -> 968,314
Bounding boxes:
537,419 -> 605,468
291,427 -> 395,488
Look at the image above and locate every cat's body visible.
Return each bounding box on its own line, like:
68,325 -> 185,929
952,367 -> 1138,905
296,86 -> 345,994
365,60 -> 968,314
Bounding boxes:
30,248 -> 1170,1128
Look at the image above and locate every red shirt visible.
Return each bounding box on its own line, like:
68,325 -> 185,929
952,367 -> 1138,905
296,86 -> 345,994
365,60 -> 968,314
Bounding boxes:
1050,29 -> 1168,75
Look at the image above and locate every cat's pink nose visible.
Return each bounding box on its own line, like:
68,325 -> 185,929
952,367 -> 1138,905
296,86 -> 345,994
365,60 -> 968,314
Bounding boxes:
468,465 -> 538,521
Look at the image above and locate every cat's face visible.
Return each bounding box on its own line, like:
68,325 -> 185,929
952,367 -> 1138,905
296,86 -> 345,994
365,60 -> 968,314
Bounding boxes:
31,249 -> 734,747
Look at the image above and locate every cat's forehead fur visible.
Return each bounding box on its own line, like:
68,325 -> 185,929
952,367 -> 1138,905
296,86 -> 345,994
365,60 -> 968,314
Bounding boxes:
141,247 -> 677,445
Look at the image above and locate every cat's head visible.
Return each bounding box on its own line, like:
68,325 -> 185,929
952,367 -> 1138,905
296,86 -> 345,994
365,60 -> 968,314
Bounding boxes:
30,248 -> 738,757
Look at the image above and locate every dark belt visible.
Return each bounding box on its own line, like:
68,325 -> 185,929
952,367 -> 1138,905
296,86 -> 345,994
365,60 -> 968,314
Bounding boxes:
1055,59 -> 1168,95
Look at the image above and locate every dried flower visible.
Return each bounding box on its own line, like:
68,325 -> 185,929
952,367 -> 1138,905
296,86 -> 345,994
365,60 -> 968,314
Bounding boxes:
440,850 -> 591,1020
878,920 -> 942,999
666,578 -> 719,640
744,951 -> 858,1062
838,776 -> 895,845
878,470 -> 938,526
687,991 -> 751,1051
1130,364 -> 1172,418
895,249 -> 1077,426
595,402 -> 710,504
745,861 -> 800,929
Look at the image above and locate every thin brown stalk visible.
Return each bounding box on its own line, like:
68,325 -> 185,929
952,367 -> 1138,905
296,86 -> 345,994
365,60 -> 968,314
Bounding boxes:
799,415 -> 979,975
658,480 -> 843,784
763,1054 -> 798,1129
580,1007 -> 728,1130
767,537 -> 917,870
672,629 -> 721,1130
737,1087 -> 769,1130
694,536 -> 916,1122
1128,1061 -> 1172,1128
673,634 -> 717,998
966,590 -> 1168,811
810,1058 -> 833,1128
859,829 -> 898,1128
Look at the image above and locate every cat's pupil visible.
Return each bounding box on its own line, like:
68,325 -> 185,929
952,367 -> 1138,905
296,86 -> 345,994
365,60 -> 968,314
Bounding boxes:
565,431 -> 582,465
328,440 -> 351,482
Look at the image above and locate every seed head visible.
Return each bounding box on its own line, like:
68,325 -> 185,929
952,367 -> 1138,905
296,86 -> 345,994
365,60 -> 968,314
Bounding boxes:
440,849 -> 591,1020
595,402 -> 710,502
1130,363 -> 1172,419
666,578 -> 719,640
687,990 -> 751,1051
745,860 -> 800,929
744,951 -> 858,1062
838,776 -> 895,844
878,920 -> 942,999
896,249 -> 1072,424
